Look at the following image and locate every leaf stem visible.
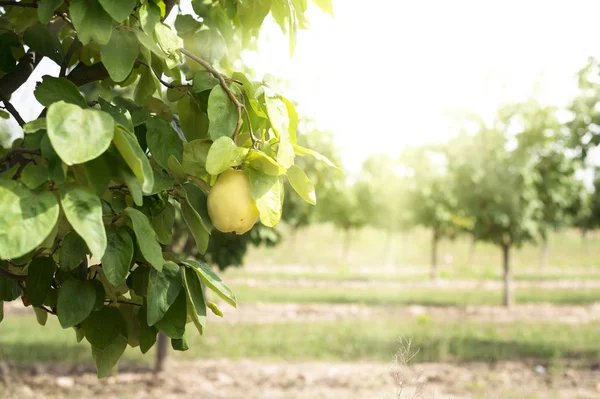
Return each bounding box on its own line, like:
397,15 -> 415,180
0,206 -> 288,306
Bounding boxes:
0,88 -> 26,127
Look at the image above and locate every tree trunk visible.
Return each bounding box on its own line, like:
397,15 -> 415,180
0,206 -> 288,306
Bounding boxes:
468,235 -> 476,266
502,243 -> 513,308
384,229 -> 394,266
155,333 -> 168,372
430,231 -> 439,281
539,238 -> 549,269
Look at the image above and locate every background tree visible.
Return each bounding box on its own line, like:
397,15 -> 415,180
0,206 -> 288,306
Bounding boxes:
0,0 -> 332,377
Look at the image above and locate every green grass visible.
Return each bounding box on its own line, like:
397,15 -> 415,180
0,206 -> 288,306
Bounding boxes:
231,285 -> 600,306
1,314 -> 599,365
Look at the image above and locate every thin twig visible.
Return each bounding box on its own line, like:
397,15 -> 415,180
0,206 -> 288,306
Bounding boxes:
39,305 -> 57,315
60,37 -> 81,77
105,299 -> 142,307
0,267 -> 26,281
180,48 -> 244,141
0,1 -> 37,7
0,88 -> 25,127
0,148 -> 41,165
137,59 -> 189,90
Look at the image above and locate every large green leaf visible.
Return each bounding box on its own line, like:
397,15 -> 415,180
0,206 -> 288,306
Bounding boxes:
57,279 -> 96,328
58,232 -> 87,271
124,208 -> 164,271
37,0 -> 63,24
312,0 -> 333,15
92,335 -> 127,378
167,155 -> 188,184
245,150 -> 286,176
205,136 -> 248,175
101,226 -> 133,286
265,95 -> 294,168
34,76 -> 87,108
146,261 -> 182,325
60,184 -> 107,258
180,191 -> 210,255
146,117 -> 183,170
113,127 -> 155,194
23,24 -> 63,63
97,0 -> 137,22
248,169 -> 283,227
26,257 -> 56,307
99,98 -> 134,133
293,144 -> 339,169
286,165 -> 316,205
155,290 -> 186,339
183,183 -> 212,231
119,303 -> 141,347
182,139 -> 211,178
207,86 -> 238,141
238,0 -> 271,30
20,164 -> 48,189
33,306 -> 48,325
154,23 -> 182,57
137,303 -> 157,354
0,181 -> 59,259
100,28 -> 139,82
182,259 -> 236,308
178,97 -> 209,141
182,266 -> 206,334
151,201 -> 175,245
47,101 -> 114,165
139,1 -> 161,34
83,155 -> 112,197
192,71 -> 219,93
82,306 -> 122,349
70,0 -> 113,45
0,273 -> 21,301
40,134 -> 67,184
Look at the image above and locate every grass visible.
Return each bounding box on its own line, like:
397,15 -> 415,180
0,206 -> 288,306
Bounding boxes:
245,223 -> 600,272
1,314 -> 599,365
230,284 -> 600,306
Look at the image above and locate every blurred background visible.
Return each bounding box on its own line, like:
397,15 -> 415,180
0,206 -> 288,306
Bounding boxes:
4,0 -> 600,398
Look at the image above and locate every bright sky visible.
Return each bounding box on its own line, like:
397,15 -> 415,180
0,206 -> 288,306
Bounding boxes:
242,0 -> 600,171
5,0 -> 600,174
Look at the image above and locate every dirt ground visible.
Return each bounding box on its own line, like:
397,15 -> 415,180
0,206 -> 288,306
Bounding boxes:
1,359 -> 599,399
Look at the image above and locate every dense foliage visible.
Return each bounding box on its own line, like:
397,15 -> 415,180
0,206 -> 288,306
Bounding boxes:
0,0 -> 334,377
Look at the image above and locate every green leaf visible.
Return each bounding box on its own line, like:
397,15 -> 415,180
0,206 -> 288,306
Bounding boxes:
83,155 -> 112,197
286,165 -> 316,205
34,76 -> 87,108
124,208 -> 164,271
20,164 -> 48,189
187,28 -> 227,64
138,304 -> 157,353
248,169 -> 283,227
99,98 -> 134,133
149,169 -> 175,195
57,279 -> 96,328
0,301 -> 3,323
60,184 -> 107,258
128,265 -> 149,297
119,303 -> 141,347
206,136 -> 248,175
155,23 -> 183,57
47,101 -> 114,165
182,260 -> 236,308
151,201 -> 175,245
0,32 -> 19,74
246,150 -> 286,176
174,14 -> 198,35
33,306 -> 48,325
206,301 -> 223,317
167,155 -> 187,183
70,0 -> 113,45
40,134 -> 66,184
100,28 -> 139,82
113,127 -> 155,194
265,95 -> 294,168
183,183 -> 212,231
92,335 -> 127,378
102,226 -> 133,286
37,0 -> 63,24
82,306 -> 122,349
293,144 -> 339,169
58,232 -> 87,271
171,334 -> 189,351
0,273 -> 21,301
147,261 -> 182,325
312,0 -> 333,15
0,181 -> 59,259
26,257 -> 56,307
114,97 -> 149,127
146,117 -> 183,170
192,71 -> 219,93
92,279 -> 105,311
134,30 -> 168,60
182,139 -> 211,178
115,160 -> 143,206
139,1 -> 161,34
97,0 -> 137,22
155,290 -> 186,339
207,86 -> 238,141
182,267 -> 206,334
238,0 -> 271,30
23,24 -> 63,63
23,118 -> 46,134
181,192 -> 210,254
178,97 -> 209,141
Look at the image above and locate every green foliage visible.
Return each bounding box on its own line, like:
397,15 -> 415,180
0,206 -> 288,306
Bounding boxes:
0,0 -> 331,378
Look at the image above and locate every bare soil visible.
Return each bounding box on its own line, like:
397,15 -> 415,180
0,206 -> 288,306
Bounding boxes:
1,359 -> 599,399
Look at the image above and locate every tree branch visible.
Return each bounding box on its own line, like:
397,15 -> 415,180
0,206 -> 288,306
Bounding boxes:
0,51 -> 41,97
60,37 -> 81,77
0,148 -> 41,165
0,88 -> 25,127
137,59 -> 189,90
180,48 -> 244,141
66,62 -> 109,86
0,1 -> 37,7
0,266 -> 26,281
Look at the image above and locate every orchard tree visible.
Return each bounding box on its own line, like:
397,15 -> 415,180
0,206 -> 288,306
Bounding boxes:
0,0 -> 332,377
